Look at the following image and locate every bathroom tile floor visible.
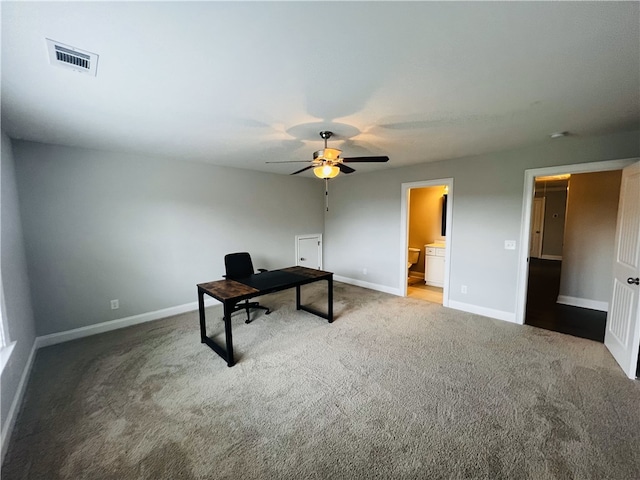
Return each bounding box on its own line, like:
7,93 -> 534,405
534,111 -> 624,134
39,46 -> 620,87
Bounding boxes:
407,282 -> 443,304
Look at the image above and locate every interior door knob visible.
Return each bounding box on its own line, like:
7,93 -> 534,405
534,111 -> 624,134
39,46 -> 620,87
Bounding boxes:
627,277 -> 640,285
300,257 -> 306,261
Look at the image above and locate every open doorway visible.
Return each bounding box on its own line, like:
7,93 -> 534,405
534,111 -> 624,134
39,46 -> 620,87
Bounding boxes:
400,179 -> 453,306
516,159 -> 634,328
525,171 -> 622,341
523,174 -> 610,341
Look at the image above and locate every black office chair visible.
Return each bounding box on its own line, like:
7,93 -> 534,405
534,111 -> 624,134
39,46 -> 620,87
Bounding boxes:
223,252 -> 271,323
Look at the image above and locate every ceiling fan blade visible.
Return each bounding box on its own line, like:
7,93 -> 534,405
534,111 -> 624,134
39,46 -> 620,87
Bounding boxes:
290,165 -> 314,175
337,163 -> 356,174
265,160 -> 312,164
342,156 -> 389,163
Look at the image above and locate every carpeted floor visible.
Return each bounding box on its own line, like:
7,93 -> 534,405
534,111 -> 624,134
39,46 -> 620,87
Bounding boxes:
3,282 -> 639,479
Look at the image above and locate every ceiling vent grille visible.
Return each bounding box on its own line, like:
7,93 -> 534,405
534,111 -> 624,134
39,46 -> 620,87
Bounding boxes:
46,39 -> 98,76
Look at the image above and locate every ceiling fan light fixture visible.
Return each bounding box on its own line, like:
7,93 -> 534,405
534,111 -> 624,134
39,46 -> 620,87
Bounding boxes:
314,165 -> 340,179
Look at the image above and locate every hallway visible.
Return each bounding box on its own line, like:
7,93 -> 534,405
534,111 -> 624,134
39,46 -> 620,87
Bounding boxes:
525,258 -> 607,342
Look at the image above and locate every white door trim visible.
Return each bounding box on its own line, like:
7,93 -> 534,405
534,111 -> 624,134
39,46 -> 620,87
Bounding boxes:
515,157 -> 638,326
400,178 -> 453,306
295,234 -> 322,270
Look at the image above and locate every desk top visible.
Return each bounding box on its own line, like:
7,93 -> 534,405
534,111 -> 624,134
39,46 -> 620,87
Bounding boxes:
279,266 -> 332,279
198,266 -> 332,302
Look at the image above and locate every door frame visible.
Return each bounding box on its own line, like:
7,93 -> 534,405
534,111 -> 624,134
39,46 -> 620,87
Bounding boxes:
400,178 -> 453,305
295,233 -> 322,270
515,158 -> 637,326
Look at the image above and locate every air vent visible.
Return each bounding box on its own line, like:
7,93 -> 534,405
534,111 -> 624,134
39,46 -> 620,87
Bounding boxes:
46,39 -> 98,76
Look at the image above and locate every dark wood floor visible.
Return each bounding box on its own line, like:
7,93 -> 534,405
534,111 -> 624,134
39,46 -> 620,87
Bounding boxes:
525,258 -> 607,342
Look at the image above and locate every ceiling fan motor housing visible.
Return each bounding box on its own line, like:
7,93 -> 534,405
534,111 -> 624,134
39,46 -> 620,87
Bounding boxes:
313,148 -> 342,163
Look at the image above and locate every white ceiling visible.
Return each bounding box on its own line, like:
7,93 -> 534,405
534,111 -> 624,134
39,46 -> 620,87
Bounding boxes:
2,1 -> 639,177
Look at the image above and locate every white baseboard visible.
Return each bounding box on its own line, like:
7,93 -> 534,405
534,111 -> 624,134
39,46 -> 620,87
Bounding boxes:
540,255 -> 562,261
447,300 -> 518,324
35,297 -> 219,349
1,340 -> 37,463
557,295 -> 608,312
334,275 -> 401,296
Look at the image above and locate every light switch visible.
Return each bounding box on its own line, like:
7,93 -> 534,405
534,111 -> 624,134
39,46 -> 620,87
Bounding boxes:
504,240 -> 516,250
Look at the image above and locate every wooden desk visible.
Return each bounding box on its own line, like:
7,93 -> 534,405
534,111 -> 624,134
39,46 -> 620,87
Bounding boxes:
197,266 -> 333,367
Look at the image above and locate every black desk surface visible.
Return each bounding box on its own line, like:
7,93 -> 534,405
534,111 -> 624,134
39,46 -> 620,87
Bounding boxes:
232,270 -> 307,291
198,266 -> 332,302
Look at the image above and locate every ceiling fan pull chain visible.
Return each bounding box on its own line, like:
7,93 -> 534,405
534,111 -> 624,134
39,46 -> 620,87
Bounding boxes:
325,178 -> 329,212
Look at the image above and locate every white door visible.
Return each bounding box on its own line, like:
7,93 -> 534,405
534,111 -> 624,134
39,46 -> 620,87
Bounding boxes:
605,161 -> 640,379
529,197 -> 545,258
296,234 -> 322,270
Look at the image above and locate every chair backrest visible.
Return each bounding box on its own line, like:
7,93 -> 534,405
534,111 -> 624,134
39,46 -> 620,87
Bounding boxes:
224,252 -> 255,279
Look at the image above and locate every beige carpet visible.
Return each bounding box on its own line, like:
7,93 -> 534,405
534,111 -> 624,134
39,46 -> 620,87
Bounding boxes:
3,282 -> 639,479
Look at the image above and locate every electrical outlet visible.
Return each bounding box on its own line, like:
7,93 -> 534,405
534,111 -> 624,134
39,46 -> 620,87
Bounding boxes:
504,240 -> 516,250
461,285 -> 468,294
110,299 -> 119,310
363,268 -> 368,275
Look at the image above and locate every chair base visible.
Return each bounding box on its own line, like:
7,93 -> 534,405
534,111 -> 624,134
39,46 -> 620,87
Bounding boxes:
243,302 -> 271,324
225,300 -> 271,324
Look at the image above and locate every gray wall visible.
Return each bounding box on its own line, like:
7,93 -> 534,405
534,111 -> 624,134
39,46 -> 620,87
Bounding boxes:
324,130 -> 639,317
1,132 -> 36,450
559,170 -> 623,305
12,141 -> 325,336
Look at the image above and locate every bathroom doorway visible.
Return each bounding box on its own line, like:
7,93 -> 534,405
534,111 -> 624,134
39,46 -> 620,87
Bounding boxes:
400,179 -> 453,306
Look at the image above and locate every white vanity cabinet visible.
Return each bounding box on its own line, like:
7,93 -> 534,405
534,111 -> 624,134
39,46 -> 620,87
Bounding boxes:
425,243 -> 445,287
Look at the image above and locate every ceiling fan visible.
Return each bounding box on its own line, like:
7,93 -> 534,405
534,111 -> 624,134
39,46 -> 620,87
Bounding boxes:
266,131 -> 389,179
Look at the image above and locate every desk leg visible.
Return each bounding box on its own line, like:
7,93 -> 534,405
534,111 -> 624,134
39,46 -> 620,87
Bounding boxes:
327,276 -> 333,323
223,302 -> 235,367
198,288 -> 236,367
295,277 -> 333,323
198,288 -> 206,342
